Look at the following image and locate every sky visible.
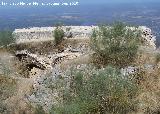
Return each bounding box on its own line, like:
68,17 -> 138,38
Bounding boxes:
1,0 -> 160,3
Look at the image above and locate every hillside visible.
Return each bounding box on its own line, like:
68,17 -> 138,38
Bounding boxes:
0,23 -> 160,114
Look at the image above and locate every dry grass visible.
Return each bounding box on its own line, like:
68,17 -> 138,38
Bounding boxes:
133,66 -> 160,114
0,48 -> 35,114
135,46 -> 157,66
5,78 -> 34,114
0,75 -> 17,114
60,54 -> 90,70
62,37 -> 90,44
7,40 -> 60,54
130,46 -> 160,114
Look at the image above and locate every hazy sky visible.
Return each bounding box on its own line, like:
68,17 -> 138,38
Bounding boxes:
1,0 -> 160,3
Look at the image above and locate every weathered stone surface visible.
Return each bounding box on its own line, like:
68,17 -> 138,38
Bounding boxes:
138,26 -> 156,49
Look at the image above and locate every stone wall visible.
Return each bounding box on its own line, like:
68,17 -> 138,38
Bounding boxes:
13,26 -> 97,44
138,26 -> 156,49
13,27 -> 55,44
13,26 -> 156,49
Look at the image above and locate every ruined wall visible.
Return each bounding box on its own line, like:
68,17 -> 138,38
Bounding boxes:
13,26 -> 96,44
13,26 -> 156,49
138,26 -> 156,49
13,27 -> 55,43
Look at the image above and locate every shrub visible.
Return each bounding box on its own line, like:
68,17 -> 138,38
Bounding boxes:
90,22 -> 142,68
0,30 -> 14,47
53,26 -> 65,45
51,66 -> 138,114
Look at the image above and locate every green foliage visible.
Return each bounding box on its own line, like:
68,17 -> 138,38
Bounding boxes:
90,22 -> 142,68
53,26 -> 65,45
51,66 -> 138,114
0,30 -> 14,47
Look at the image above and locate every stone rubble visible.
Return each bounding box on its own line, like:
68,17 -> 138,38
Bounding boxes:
15,49 -> 83,72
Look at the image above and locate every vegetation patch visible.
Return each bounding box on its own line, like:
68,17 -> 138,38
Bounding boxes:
51,66 -> 138,114
90,22 -> 142,68
54,26 -> 65,45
